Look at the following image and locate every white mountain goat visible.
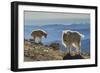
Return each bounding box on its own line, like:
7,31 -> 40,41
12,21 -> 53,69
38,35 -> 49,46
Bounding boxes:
31,29 -> 47,43
62,30 -> 84,55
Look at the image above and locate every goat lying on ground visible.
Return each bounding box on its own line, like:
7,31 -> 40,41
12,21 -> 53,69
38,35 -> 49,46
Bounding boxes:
62,30 -> 84,55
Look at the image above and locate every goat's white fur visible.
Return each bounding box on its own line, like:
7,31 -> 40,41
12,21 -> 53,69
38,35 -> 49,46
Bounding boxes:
31,29 -> 47,34
62,30 -> 84,48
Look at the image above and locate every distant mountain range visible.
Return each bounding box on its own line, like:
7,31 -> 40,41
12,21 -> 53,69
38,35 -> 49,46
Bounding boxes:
25,23 -> 90,30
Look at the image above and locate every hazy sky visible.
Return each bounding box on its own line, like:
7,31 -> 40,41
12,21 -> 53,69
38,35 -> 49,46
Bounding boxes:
24,11 -> 90,26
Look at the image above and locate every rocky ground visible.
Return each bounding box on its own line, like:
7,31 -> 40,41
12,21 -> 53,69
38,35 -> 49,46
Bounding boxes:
24,40 -> 65,61
24,40 -> 90,62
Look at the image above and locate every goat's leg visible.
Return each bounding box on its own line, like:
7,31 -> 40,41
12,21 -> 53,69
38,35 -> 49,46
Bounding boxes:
35,37 -> 40,43
39,37 -> 43,45
39,37 -> 42,43
32,36 -> 35,43
67,46 -> 70,55
76,43 -> 81,55
70,46 -> 73,56
64,42 -> 70,55
72,43 -> 80,55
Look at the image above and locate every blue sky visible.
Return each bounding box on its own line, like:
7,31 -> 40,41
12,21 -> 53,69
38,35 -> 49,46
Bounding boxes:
24,11 -> 90,26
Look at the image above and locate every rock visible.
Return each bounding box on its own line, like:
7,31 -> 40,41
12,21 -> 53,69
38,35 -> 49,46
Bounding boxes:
24,40 -> 64,61
49,43 -> 60,50
63,54 -> 84,60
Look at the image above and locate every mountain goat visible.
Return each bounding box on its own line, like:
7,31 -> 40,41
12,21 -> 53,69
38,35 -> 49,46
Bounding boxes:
31,29 -> 47,43
62,30 -> 84,55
